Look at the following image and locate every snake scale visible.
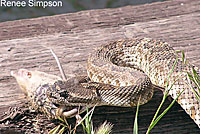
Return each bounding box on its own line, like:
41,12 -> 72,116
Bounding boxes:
11,38 -> 200,128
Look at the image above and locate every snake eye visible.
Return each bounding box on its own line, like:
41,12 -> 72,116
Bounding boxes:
27,72 -> 32,78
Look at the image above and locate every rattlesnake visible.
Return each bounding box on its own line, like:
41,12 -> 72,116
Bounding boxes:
11,38 -> 200,128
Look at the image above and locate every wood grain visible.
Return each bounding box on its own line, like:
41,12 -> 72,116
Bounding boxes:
0,0 -> 200,133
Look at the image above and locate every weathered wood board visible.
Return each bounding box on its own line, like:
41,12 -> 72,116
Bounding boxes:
0,0 -> 200,133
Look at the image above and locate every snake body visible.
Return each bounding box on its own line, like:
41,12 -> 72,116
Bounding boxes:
11,38 -> 200,128
87,38 -> 200,127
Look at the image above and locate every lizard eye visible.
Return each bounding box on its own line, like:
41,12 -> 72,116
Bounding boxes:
27,72 -> 32,78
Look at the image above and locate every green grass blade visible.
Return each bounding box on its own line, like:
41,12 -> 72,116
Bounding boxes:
191,68 -> 200,92
146,57 -> 178,134
146,73 -> 183,134
81,122 -> 87,134
57,116 -> 65,122
83,107 -> 94,134
186,74 -> 200,103
133,96 -> 141,134
192,67 -> 200,81
181,50 -> 186,64
58,126 -> 66,134
148,89 -> 184,130
75,106 -> 95,127
181,50 -> 200,101
49,125 -> 61,134
166,57 -> 178,88
84,108 -> 90,134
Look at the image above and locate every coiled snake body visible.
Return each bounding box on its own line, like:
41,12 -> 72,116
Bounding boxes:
11,38 -> 200,128
87,38 -> 200,127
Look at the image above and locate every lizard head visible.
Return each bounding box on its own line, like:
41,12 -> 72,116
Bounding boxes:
11,69 -> 62,96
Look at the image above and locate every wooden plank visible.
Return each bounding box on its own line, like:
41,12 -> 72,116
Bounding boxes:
0,0 -> 199,41
0,0 -> 200,133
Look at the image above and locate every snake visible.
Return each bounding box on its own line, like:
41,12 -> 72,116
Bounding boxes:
10,38 -> 200,128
